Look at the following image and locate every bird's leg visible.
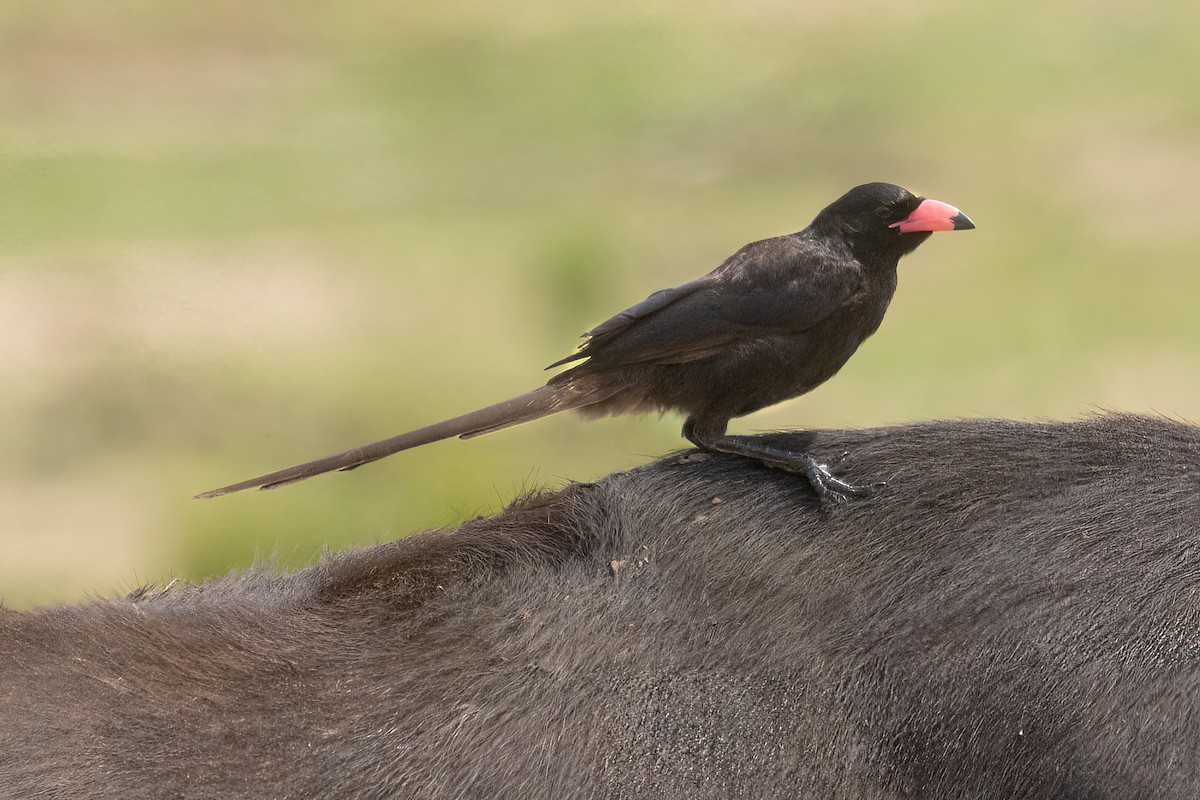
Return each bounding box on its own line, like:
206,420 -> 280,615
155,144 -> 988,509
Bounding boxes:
682,419 -> 878,504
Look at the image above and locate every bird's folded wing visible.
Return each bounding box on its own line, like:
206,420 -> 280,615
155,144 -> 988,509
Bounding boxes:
545,276 -> 717,369
548,237 -> 861,370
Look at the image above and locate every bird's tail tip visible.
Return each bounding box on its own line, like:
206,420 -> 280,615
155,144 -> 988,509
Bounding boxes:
194,476 -> 301,499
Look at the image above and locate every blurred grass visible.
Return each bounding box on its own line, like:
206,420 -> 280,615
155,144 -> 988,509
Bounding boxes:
2,0 -> 1199,607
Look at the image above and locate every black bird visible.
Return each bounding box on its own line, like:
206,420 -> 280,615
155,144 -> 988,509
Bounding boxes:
197,183 -> 973,502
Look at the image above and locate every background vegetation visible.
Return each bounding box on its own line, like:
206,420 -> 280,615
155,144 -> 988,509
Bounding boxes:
3,0 -> 1198,607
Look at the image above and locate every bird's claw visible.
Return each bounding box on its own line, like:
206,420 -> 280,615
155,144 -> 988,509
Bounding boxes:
805,460 -> 879,505
697,434 -> 880,505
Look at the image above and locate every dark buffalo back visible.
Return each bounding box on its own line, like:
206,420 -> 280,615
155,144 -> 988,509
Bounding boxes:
3,414 -> 1198,798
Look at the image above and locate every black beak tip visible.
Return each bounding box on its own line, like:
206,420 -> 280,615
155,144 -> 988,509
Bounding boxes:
951,212 -> 976,231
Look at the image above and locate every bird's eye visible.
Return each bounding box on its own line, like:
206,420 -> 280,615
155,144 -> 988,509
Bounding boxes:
876,206 -> 894,221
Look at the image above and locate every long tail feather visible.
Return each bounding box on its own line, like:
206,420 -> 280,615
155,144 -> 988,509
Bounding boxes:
195,382 -> 610,499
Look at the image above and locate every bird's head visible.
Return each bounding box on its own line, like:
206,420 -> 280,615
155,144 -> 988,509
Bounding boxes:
812,182 -> 974,264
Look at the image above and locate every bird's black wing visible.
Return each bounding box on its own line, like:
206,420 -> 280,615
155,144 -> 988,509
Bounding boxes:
548,235 -> 862,370
545,275 -> 718,368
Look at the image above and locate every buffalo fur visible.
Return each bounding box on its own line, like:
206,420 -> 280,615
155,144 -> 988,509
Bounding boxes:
2,414 -> 1199,799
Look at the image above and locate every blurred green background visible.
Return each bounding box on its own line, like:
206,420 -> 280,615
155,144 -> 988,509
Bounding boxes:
3,0 -> 1198,608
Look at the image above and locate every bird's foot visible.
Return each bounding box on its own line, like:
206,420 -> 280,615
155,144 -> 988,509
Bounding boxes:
795,453 -> 882,504
701,434 -> 881,505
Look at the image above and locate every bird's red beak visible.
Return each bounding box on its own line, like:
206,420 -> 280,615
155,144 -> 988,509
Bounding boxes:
890,198 -> 975,233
